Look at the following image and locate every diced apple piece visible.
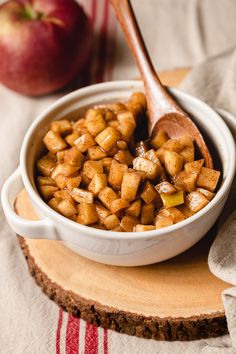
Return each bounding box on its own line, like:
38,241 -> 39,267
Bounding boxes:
37,154 -> 56,176
108,102 -> 126,113
87,146 -> 107,160
94,204 -> 111,224
134,224 -> 156,232
59,163 -> 79,177
155,181 -> 177,194
173,170 -> 198,193
185,159 -> 204,174
133,157 -> 162,179
95,127 -> 120,151
178,205 -> 195,218
185,191 -> 209,213
72,118 -> 87,134
156,147 -> 166,164
196,188 -> 215,201
166,207 -> 186,223
121,171 -> 141,201
77,203 -> 98,225
64,147 -> 84,168
120,215 -> 138,232
117,140 -> 128,150
88,173 -> 107,195
126,199 -> 142,218
65,132 -> 80,146
197,167 -> 221,192
50,120 -> 72,135
66,173 -> 82,190
160,190 -> 184,208
56,150 -> 68,162
180,147 -> 194,163
150,130 -> 169,149
162,138 -> 184,152
104,214 -> 120,230
74,133 -> 96,152
102,157 -> 113,173
98,187 -> 119,210
178,135 -> 194,148
39,185 -> 58,201
114,150 -> 133,165
112,226 -> 123,232
80,172 -> 91,187
83,160 -> 103,179
163,150 -> 184,176
58,199 -> 77,218
144,149 -> 161,165
54,174 -> 67,189
155,214 -> 174,229
108,120 -> 120,129
43,130 -> 67,153
110,198 -> 130,214
141,204 -> 154,224
71,188 -> 94,204
108,160 -> 128,190
86,109 -> 107,136
48,197 -> 60,212
54,190 -> 74,203
37,176 -> 56,186
141,182 -> 157,204
104,109 -> 115,121
117,110 -> 136,126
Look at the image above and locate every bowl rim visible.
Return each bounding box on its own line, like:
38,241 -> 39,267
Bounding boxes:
20,80 -> 236,240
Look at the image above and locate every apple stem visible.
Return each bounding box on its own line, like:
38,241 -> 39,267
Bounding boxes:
22,5 -> 44,21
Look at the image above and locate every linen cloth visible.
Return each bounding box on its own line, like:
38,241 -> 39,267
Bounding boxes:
0,0 -> 236,353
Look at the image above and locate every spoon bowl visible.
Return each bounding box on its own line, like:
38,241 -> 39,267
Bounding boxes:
110,0 -> 213,168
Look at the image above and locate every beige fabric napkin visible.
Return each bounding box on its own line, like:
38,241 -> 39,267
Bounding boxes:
1,0 -> 236,353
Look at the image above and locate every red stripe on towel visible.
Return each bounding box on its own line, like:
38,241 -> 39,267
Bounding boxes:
84,323 -> 98,354
104,329 -> 108,354
66,315 -> 80,354
56,308 -> 63,354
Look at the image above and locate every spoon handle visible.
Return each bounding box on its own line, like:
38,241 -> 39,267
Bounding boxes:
110,0 -> 182,121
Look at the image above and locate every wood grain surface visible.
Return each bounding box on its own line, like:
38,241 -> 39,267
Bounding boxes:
15,69 -> 230,340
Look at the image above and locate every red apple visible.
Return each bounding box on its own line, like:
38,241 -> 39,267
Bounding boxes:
0,0 -> 92,96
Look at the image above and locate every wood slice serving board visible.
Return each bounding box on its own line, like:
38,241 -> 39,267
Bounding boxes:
15,69 -> 230,341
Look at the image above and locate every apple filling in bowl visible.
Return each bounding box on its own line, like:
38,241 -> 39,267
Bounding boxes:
36,92 -> 220,232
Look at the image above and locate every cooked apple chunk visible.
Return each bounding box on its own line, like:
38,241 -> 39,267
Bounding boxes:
88,173 -> 107,195
37,155 -> 56,176
74,132 -> 96,152
71,188 -> 94,204
43,130 -> 68,153
155,213 -> 174,229
102,157 -> 113,173
104,214 -> 120,230
64,147 -> 84,167
185,159 -> 204,174
196,188 -> 215,201
155,181 -> 177,194
134,224 -> 156,232
173,170 -> 198,193
65,132 -> 80,146
150,130 -> 169,149
66,173 -> 82,190
77,203 -> 98,225
58,199 -> 77,218
38,185 -> 58,201
114,150 -> 133,165
160,190 -> 184,208
86,109 -> 107,136
180,146 -> 194,163
197,167 -> 220,192
98,187 -> 119,210
50,119 -> 72,135
120,215 -> 138,232
37,176 -> 56,186
110,198 -> 129,214
83,160 -> 103,179
87,146 -> 107,160
121,171 -> 141,201
48,197 -> 60,212
108,160 -> 128,190
163,207 -> 186,223
133,157 -> 161,179
95,127 -> 120,151
163,150 -> 184,176
141,182 -> 157,204
94,204 -> 111,224
126,199 -> 142,218
141,204 -> 154,224
185,191 -> 209,213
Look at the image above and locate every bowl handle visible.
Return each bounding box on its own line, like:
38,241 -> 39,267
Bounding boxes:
1,167 -> 57,240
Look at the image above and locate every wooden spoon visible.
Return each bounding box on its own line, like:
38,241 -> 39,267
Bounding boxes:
110,0 -> 213,168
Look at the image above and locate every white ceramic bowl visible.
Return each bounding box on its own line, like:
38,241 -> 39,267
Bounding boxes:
1,81 -> 235,266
